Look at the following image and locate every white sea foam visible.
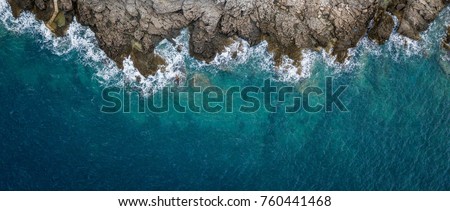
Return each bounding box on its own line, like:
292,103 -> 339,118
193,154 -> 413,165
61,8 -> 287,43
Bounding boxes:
275,56 -> 303,82
205,38 -> 310,82
285,36 -> 380,79
388,34 -> 424,61
210,39 -> 250,67
198,38 -> 273,74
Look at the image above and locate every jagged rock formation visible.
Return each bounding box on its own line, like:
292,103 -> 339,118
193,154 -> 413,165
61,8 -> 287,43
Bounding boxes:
7,0 -> 449,76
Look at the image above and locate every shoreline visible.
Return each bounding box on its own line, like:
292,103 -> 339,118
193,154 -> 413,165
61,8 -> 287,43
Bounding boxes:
6,0 -> 449,77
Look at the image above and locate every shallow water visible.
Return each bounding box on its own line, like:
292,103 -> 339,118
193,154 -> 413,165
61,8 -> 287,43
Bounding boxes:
0,2 -> 449,190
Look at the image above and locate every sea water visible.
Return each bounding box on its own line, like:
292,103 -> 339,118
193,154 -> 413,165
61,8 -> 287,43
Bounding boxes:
0,1 -> 449,190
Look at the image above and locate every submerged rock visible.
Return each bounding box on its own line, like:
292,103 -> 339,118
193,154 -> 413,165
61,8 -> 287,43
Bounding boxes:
7,0 -> 449,76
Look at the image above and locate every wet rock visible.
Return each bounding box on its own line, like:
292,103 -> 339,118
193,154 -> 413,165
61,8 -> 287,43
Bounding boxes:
443,27 -> 450,51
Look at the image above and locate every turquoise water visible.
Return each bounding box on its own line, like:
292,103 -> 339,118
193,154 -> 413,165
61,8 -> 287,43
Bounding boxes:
0,3 -> 449,190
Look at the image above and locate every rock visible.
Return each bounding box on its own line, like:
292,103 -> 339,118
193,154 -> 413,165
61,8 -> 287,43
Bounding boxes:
369,11 -> 395,44
152,0 -> 184,14
59,0 -> 73,12
14,0 -> 33,10
125,0 -> 139,17
92,2 -> 106,13
7,0 -> 32,17
396,4 -> 406,11
398,0 -> 446,40
35,0 -> 46,10
443,27 -> 450,51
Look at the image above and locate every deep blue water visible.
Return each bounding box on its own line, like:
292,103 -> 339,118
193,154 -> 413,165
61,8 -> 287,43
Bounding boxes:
0,3 -> 449,190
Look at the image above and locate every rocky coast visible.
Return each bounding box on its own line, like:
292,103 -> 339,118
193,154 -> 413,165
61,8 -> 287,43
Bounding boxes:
7,0 -> 449,76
